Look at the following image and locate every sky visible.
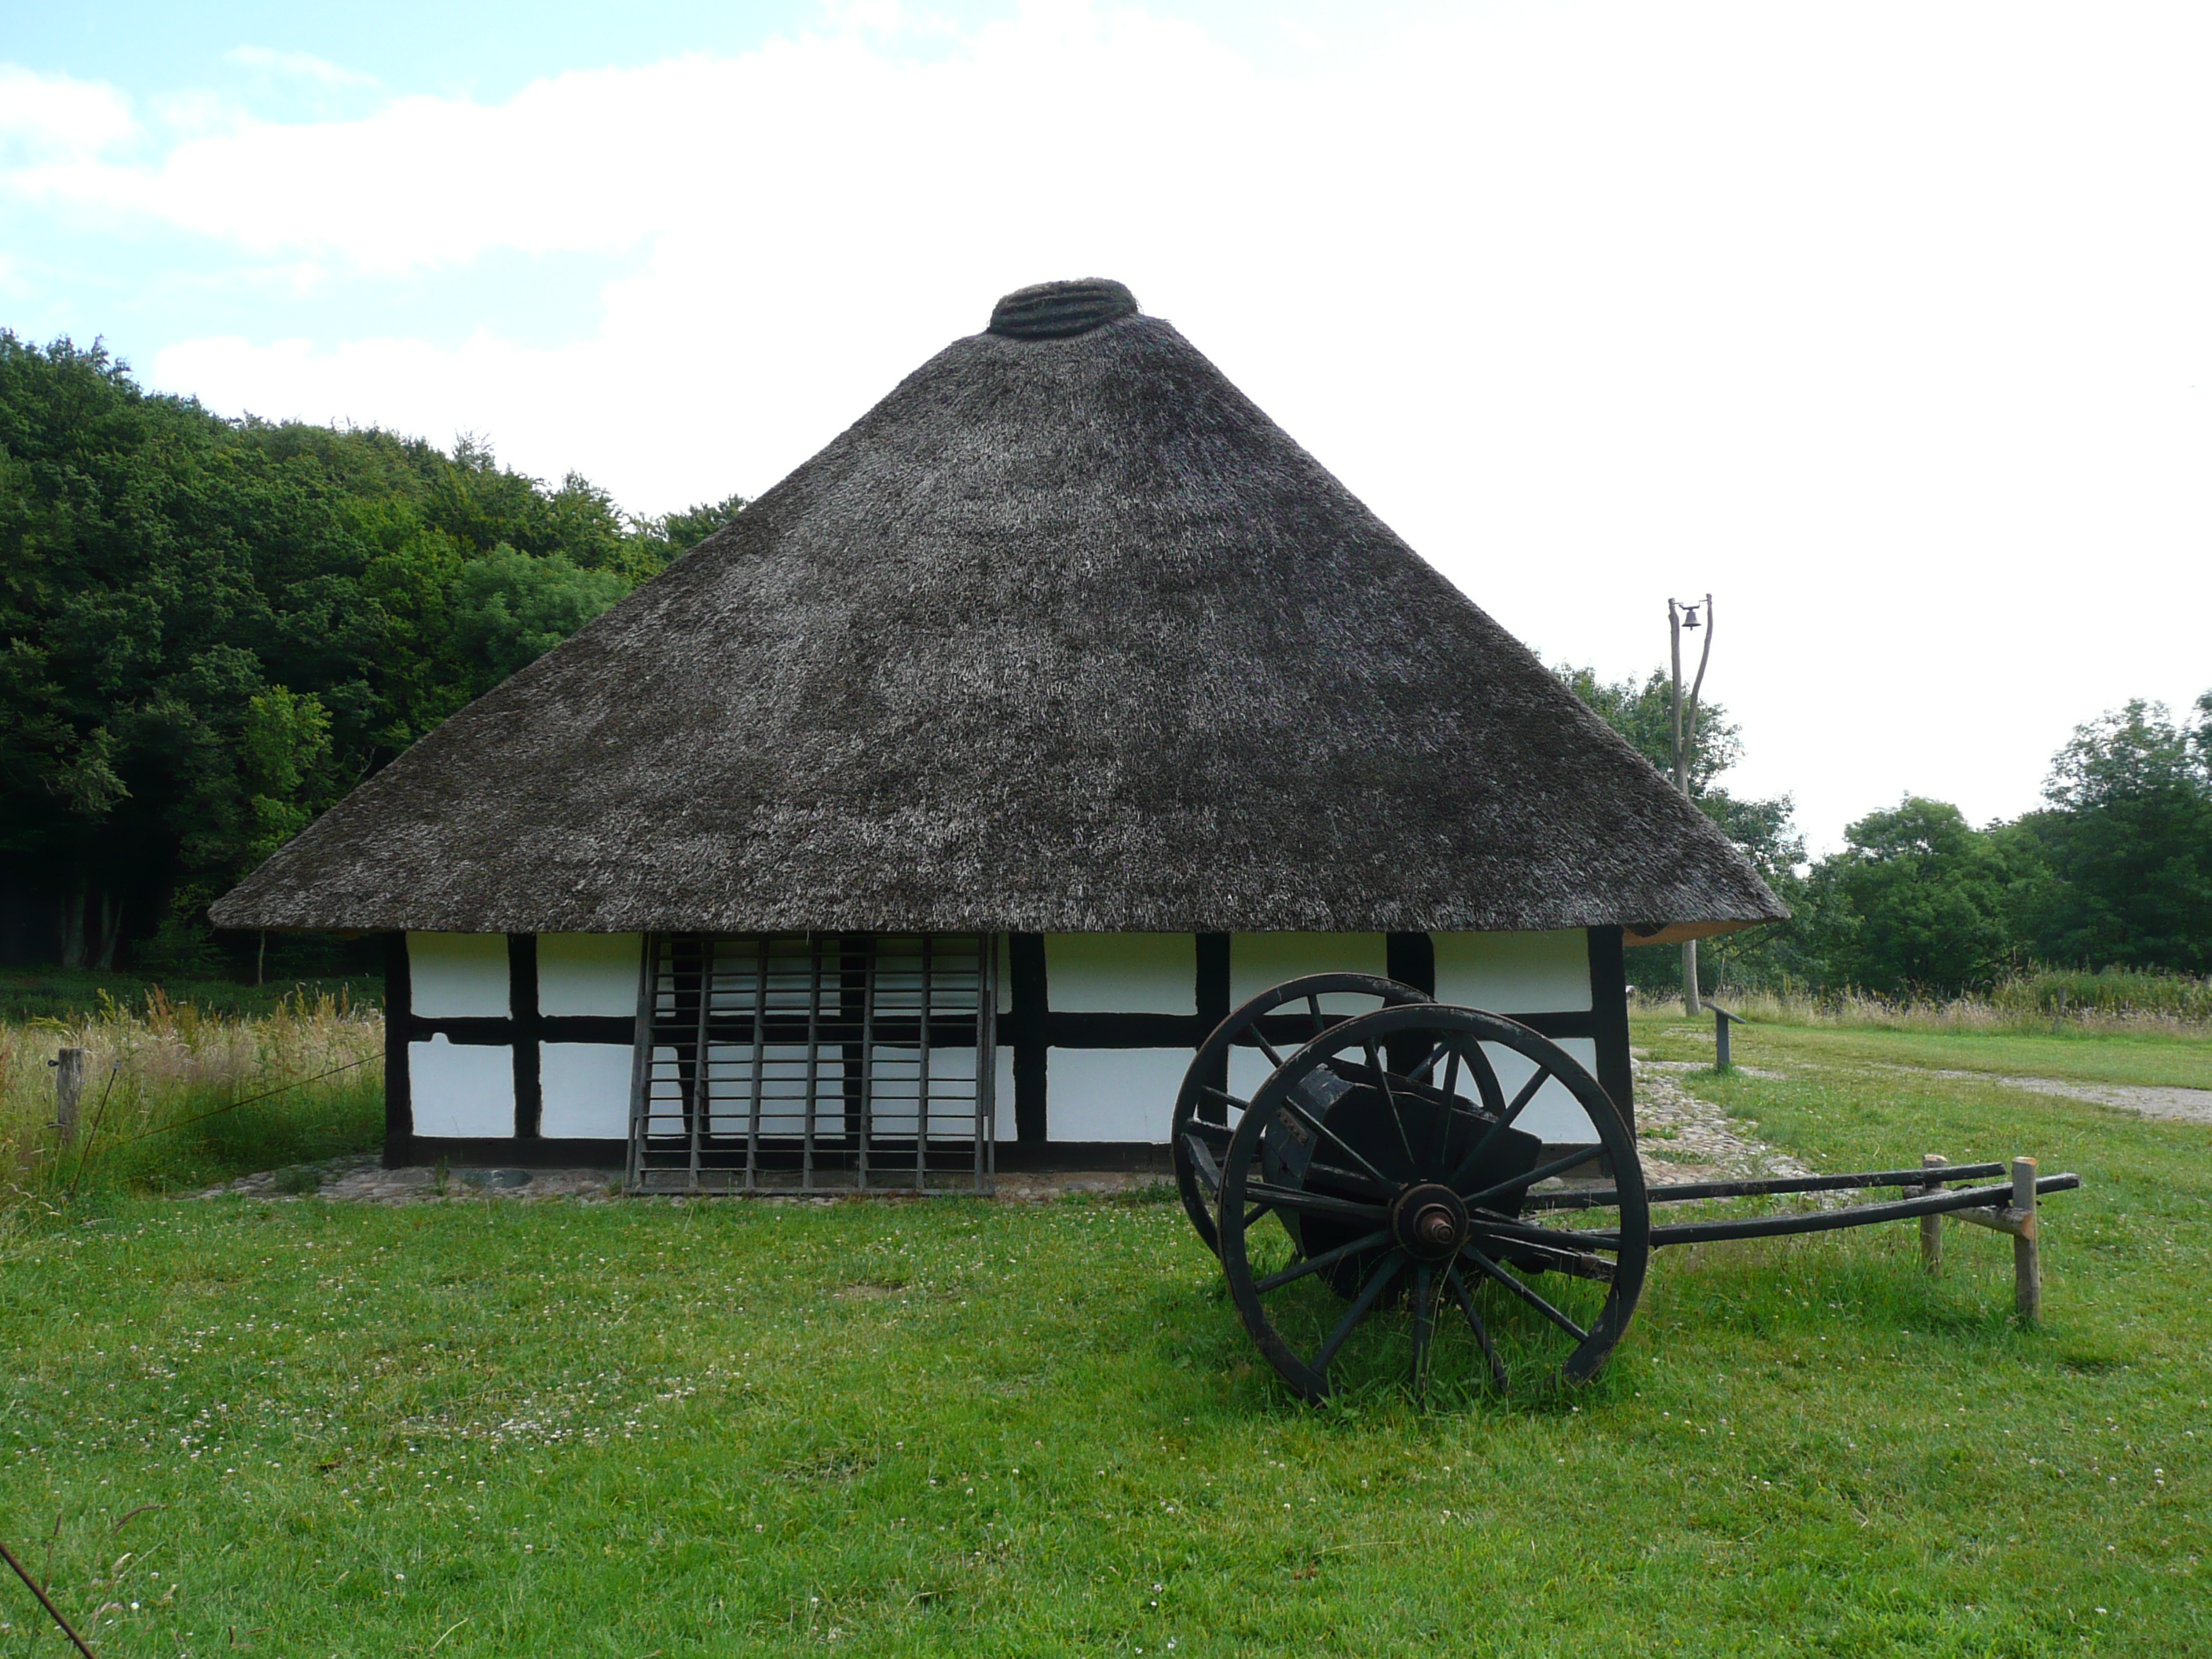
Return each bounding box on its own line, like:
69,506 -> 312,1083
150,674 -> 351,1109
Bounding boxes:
3,0 -> 2207,856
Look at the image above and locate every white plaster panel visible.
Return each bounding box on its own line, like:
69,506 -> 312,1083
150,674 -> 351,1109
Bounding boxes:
539,1042 -> 633,1139
538,934 -> 642,1016
1227,1043 -> 1274,1103
1431,930 -> 1592,1014
407,932 -> 511,1018
1481,1037 -> 1605,1145
995,1046 -> 1016,1141
1047,1047 -> 1191,1142
1045,933 -> 1196,1013
1229,934 -> 1389,1009
408,1035 -> 515,1137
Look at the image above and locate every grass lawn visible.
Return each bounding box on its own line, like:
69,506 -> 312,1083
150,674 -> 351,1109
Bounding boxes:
2,1023 -> 2208,1655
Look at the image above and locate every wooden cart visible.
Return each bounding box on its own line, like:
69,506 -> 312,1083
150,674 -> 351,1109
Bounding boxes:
1174,976 -> 2079,1402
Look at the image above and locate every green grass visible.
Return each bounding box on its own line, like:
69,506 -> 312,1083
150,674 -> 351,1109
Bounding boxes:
1639,1012 -> 2212,1091
2,1026 -> 2209,1654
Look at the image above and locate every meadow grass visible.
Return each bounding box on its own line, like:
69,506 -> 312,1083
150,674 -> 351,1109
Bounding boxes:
1656,971 -> 2212,1042
1,1016 -> 2208,1654
0,987 -> 383,1214
1639,1011 -> 2212,1093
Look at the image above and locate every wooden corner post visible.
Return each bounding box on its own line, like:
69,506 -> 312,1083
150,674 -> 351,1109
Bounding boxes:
2012,1155 -> 2042,1322
1918,1152 -> 1945,1273
52,1047 -> 89,1145
1943,1153 -> 2045,1320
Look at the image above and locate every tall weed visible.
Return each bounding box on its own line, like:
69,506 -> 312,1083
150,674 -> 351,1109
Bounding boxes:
0,986 -> 383,1216
1641,967 -> 2212,1037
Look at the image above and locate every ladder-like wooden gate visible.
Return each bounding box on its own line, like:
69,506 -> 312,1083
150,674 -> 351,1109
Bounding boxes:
625,933 -> 997,1193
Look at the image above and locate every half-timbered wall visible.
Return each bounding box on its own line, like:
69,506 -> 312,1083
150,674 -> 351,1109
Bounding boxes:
1042,933 -> 1196,1145
994,927 -> 1632,1160
386,930 -> 642,1166
387,926 -> 1634,1166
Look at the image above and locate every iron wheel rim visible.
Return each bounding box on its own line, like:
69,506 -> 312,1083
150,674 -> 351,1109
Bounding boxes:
1215,1003 -> 1651,1403
1172,973 -> 1430,1257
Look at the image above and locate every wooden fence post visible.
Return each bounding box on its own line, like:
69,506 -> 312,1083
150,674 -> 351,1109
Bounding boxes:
2012,1155 -> 2041,1322
1918,1152 -> 1945,1273
52,1047 -> 89,1146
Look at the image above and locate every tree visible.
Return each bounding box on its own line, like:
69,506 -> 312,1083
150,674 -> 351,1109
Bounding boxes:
1554,665 -> 1738,794
1807,797 -> 2027,994
2010,695 -> 2212,972
635,492 -> 752,562
449,547 -> 631,694
0,331 -> 742,969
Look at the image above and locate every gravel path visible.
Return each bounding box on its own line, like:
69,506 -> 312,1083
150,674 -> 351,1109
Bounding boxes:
1628,1057 -> 1814,1185
187,1156 -> 620,1203
1899,1068 -> 2212,1126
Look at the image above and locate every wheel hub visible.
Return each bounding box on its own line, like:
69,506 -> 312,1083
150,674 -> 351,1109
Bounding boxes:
1391,1181 -> 1469,1262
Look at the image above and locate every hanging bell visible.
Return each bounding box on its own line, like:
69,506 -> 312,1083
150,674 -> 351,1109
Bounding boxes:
1682,606 -> 1701,629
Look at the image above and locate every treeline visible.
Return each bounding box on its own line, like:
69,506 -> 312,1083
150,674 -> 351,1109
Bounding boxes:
1560,668 -> 2212,994
0,333 -> 744,973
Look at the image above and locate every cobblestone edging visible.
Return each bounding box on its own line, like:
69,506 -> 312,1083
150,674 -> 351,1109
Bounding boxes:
181,1157 -> 1155,1205
1628,1056 -> 1814,1186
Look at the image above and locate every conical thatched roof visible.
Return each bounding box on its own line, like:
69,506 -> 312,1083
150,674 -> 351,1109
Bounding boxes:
212,280 -> 1785,940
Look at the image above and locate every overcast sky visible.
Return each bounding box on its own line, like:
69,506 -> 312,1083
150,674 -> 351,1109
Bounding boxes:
5,0 -> 2206,856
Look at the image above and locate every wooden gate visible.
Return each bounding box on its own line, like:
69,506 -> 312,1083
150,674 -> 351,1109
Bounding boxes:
625,934 -> 998,1193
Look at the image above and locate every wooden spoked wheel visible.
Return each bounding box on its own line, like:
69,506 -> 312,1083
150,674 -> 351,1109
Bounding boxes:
1173,973 -> 1430,1258
1216,1004 -> 1650,1403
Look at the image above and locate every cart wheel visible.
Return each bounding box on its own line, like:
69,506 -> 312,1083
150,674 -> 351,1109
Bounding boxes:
1216,1004 -> 1650,1403
1173,974 -> 1430,1258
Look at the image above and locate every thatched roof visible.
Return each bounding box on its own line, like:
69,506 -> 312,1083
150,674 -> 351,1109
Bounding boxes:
212,280 -> 1786,939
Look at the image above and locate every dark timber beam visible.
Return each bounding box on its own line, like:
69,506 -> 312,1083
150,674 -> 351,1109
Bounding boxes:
383,931 -> 412,1169
509,932 -> 540,1140
1587,925 -> 1633,1126
1009,932 -> 1048,1144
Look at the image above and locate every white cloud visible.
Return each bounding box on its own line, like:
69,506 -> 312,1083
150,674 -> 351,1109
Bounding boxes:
20,1 -> 2211,843
0,65 -> 136,161
222,46 -> 380,88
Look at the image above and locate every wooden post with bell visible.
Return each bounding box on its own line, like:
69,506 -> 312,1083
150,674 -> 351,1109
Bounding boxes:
1668,594 -> 1713,1016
